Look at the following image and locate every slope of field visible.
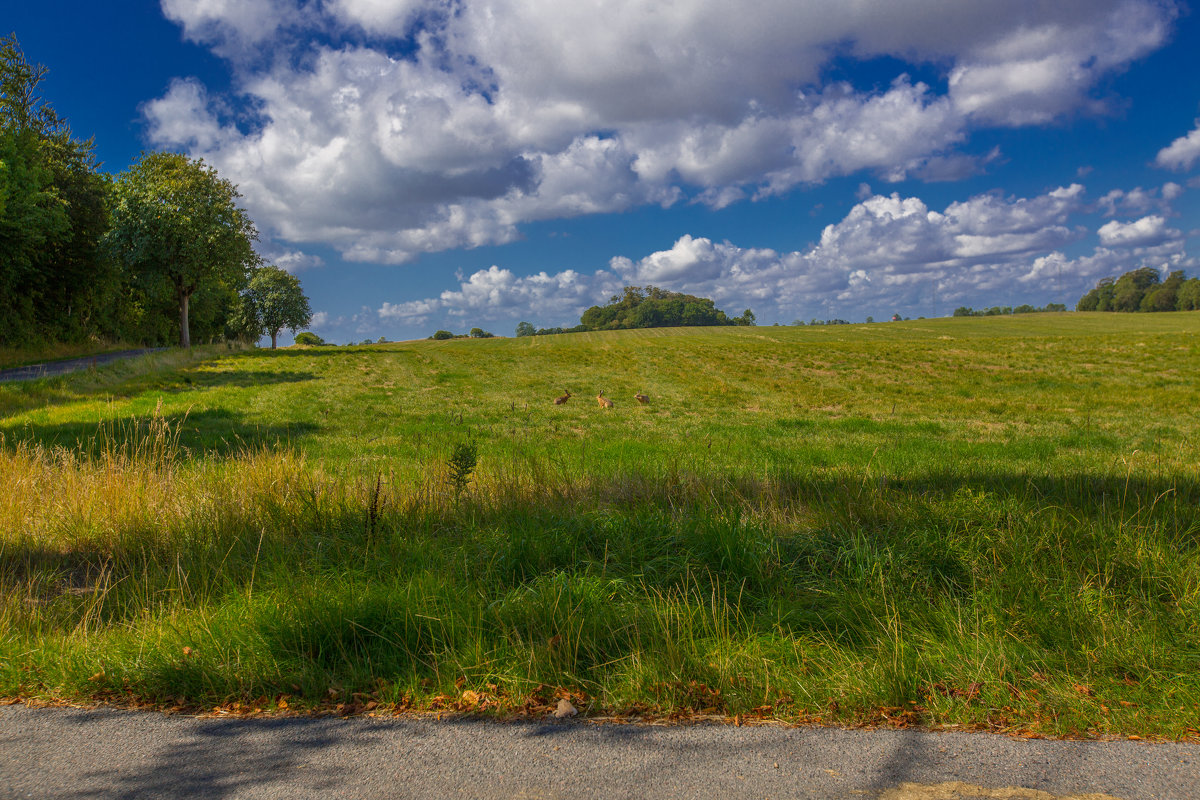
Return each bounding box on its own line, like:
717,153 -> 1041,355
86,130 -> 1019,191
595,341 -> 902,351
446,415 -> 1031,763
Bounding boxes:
1,314 -> 1198,736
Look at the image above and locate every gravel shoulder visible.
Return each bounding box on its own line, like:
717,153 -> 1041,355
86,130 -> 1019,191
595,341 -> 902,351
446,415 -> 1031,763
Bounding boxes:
1,704 -> 1196,799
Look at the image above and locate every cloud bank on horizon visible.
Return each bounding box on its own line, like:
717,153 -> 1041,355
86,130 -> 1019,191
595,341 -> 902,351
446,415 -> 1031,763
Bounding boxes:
145,0 -> 1199,335
377,184 -> 1191,329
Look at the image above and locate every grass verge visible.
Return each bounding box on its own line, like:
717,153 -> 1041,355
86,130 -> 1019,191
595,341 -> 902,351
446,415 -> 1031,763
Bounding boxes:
1,315 -> 1198,736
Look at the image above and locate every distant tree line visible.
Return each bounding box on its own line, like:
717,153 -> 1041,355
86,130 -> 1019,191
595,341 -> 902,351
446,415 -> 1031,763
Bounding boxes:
1076,267 -> 1200,312
514,321 -> 589,337
794,318 -> 854,326
953,303 -> 1067,317
512,286 -> 755,337
0,35 -> 309,349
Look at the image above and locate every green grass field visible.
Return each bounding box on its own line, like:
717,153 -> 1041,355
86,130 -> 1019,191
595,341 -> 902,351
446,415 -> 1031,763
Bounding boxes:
2,313 -> 1198,737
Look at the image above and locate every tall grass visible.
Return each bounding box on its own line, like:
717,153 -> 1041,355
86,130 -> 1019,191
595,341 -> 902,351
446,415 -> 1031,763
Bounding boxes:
1,315 -> 1199,735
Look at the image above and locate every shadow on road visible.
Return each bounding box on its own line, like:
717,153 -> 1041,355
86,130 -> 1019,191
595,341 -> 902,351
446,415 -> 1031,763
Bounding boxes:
65,714 -> 367,799
3,708 -> 1193,799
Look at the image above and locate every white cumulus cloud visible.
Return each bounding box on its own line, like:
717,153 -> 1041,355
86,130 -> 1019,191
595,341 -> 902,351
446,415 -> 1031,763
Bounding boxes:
1097,215 -> 1178,247
367,182 -> 1191,333
160,0 -> 304,55
264,249 -> 325,273
146,0 -> 1178,263
1097,184 -> 1183,217
1155,120 -> 1200,171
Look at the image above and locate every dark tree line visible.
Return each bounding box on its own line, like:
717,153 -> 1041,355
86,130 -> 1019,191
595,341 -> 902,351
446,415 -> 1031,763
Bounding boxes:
1,34 -> 115,345
0,35 -> 309,349
1076,267 -> 1200,313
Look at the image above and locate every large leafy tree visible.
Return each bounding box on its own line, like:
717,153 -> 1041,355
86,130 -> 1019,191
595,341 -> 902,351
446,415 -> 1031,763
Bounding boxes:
106,152 -> 257,348
1111,266 -> 1160,312
0,125 -> 63,342
0,35 -> 68,343
1140,269 -> 1184,312
239,264 -> 313,349
36,131 -> 114,340
1177,278 -> 1200,311
0,34 -> 117,346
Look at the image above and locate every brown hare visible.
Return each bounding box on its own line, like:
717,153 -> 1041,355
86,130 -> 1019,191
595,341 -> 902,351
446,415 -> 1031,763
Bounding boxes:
597,390 -> 614,408
554,390 -> 571,405
634,392 -> 649,405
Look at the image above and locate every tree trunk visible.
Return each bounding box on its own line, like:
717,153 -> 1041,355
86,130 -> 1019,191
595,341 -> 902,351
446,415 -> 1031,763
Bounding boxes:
179,291 -> 191,349
270,330 -> 278,349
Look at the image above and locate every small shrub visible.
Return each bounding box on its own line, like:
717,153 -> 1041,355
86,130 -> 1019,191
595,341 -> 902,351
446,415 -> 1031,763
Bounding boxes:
447,440 -> 479,495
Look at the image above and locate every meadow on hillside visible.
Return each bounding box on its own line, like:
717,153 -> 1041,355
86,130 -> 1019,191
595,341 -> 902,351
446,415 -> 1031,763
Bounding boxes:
1,313 -> 1198,736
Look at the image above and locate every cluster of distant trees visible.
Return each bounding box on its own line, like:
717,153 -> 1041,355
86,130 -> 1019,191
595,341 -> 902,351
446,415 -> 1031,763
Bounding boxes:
430,328 -> 495,340
0,35 -> 310,349
953,303 -> 1067,317
1076,268 -> 1200,312
513,286 -> 755,337
581,286 -> 755,330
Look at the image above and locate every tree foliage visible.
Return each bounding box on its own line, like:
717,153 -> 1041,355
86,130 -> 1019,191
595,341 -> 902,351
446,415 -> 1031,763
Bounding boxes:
238,265 -> 312,348
293,331 -> 325,346
578,286 -> 753,331
0,34 -> 114,345
106,152 -> 258,348
0,35 -> 267,349
1077,268 -> 1200,313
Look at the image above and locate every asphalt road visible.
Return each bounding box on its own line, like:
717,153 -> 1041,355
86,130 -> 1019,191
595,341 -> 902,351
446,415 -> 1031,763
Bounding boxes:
1,705 -> 1196,799
0,349 -> 166,383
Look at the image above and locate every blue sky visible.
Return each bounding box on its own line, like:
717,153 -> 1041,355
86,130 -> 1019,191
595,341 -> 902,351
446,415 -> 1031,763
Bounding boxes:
10,1 -> 1200,342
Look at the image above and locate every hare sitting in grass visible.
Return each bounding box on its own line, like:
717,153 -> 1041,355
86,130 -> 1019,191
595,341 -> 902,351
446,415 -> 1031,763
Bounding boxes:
597,390 -> 614,408
634,392 -> 649,405
554,390 -> 571,405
